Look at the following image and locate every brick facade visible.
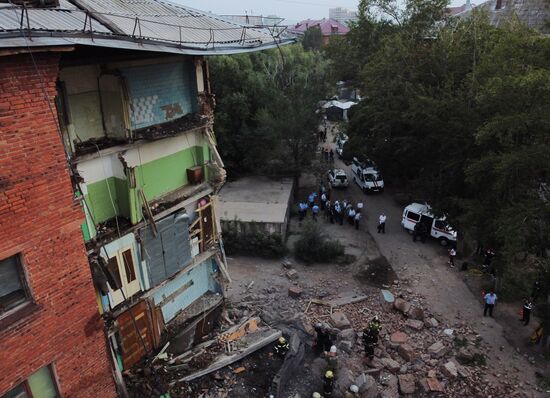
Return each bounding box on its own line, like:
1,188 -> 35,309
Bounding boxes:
0,54 -> 117,397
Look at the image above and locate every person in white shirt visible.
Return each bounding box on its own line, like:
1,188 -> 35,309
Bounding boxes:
356,201 -> 364,213
377,213 -> 386,234
483,290 -> 497,317
354,212 -> 361,230
448,248 -> 457,267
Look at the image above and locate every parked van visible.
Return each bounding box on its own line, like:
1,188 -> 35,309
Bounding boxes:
401,203 -> 457,246
351,157 -> 384,193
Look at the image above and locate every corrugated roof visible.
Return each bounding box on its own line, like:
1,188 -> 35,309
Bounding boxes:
0,0 -> 295,54
457,0 -> 550,34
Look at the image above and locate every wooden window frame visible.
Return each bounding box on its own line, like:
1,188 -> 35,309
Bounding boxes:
0,254 -> 35,327
2,365 -> 61,398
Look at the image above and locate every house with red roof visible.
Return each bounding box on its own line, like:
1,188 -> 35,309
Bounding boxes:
289,18 -> 350,45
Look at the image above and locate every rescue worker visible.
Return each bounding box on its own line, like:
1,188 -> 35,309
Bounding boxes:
362,316 -> 381,359
312,393 -> 322,398
345,385 -> 360,398
326,345 -> 338,371
323,370 -> 334,397
274,336 -> 289,357
315,323 -> 333,353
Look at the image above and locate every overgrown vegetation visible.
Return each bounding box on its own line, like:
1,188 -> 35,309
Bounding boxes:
209,45 -> 330,179
222,223 -> 287,258
294,221 -> 345,264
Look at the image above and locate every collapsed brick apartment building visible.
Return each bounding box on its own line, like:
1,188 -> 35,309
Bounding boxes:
0,1 -> 291,396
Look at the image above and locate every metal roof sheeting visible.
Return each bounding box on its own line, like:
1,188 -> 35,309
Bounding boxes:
0,0 -> 294,53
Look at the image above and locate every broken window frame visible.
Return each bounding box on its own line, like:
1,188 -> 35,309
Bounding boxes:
0,254 -> 33,320
106,246 -> 141,308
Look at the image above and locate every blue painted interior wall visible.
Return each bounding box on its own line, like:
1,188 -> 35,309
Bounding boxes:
150,259 -> 218,323
123,61 -> 198,129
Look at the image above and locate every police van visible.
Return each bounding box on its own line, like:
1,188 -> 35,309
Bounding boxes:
401,203 -> 457,246
351,157 -> 384,193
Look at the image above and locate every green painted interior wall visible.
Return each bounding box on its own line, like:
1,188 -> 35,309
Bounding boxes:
85,177 -> 130,224
83,143 -> 210,229
135,145 -> 206,202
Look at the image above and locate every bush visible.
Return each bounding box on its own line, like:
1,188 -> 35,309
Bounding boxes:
223,224 -> 287,258
294,221 -> 345,264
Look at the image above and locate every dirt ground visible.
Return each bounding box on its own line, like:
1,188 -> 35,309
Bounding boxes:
219,124 -> 549,397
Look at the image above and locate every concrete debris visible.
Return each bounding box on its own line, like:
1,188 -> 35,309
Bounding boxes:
405,319 -> 424,331
441,361 -> 459,378
389,331 -> 408,345
330,311 -> 352,330
407,306 -> 424,320
398,343 -> 417,362
393,298 -> 411,314
398,374 -> 416,394
380,357 -> 401,373
427,341 -> 448,358
288,286 -> 303,298
380,289 -> 395,311
286,269 -> 299,280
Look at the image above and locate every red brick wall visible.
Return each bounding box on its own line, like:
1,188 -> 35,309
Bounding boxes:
0,53 -> 117,397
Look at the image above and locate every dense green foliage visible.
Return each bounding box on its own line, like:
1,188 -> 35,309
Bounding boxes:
222,224 -> 287,258
294,221 -> 345,264
325,0 -> 550,299
302,26 -> 324,51
209,45 -> 330,178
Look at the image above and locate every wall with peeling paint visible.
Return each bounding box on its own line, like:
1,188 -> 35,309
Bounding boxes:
122,61 -> 197,130
147,258 -> 218,323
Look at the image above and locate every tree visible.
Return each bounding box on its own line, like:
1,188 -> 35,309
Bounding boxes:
210,45 -> 330,178
302,27 -> 323,51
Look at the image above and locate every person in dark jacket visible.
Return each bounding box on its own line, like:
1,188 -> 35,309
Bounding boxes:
521,298 -> 533,326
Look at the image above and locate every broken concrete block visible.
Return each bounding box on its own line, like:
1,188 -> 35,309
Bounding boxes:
381,357 -> 401,373
424,317 -> 439,328
380,289 -> 395,311
441,361 -> 458,378
282,259 -> 292,269
330,312 -> 351,330
390,331 -> 408,345
457,364 -> 471,378
426,377 -> 444,392
427,341 -> 448,358
288,286 -> 303,298
407,306 -> 424,320
398,344 -> 417,362
398,374 -> 416,394
405,319 -> 424,331
286,269 -> 298,280
393,298 -> 411,314
338,328 -> 356,342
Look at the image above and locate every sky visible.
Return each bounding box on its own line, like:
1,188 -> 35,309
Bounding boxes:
173,0 -> 468,24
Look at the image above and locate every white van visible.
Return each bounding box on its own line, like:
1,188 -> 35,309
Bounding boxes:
351,157 -> 384,193
401,203 -> 457,246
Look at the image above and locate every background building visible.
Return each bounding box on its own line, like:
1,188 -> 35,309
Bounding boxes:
329,6 -> 358,25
